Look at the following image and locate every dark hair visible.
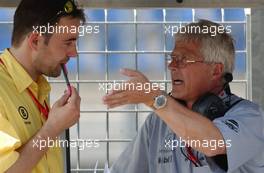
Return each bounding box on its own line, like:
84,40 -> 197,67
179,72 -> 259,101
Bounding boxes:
12,0 -> 86,47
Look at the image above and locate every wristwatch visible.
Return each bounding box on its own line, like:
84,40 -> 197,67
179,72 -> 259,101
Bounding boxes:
153,93 -> 168,110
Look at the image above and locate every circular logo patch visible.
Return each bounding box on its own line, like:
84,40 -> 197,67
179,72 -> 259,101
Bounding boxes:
18,106 -> 28,120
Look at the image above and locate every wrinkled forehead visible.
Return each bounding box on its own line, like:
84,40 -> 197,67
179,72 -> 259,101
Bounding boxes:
172,39 -> 203,59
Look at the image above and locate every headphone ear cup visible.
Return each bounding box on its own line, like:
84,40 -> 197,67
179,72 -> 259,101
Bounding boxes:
192,93 -> 227,121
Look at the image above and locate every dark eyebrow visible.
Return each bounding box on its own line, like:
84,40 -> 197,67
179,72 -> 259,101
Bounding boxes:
64,38 -> 77,42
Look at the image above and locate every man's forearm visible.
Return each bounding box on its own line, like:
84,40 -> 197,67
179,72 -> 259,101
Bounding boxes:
154,96 -> 226,156
5,124 -> 56,173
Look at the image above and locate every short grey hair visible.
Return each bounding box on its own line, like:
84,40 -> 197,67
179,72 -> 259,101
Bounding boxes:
175,19 -> 235,74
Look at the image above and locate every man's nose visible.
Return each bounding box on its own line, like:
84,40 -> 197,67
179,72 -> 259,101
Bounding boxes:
168,60 -> 178,71
68,44 -> 78,58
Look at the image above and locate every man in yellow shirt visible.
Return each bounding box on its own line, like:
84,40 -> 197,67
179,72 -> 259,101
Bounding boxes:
0,0 -> 85,172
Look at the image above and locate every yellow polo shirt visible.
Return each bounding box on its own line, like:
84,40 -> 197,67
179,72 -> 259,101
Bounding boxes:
0,49 -> 63,173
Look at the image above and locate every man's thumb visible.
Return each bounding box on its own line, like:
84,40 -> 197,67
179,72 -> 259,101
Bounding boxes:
120,68 -> 141,78
53,92 -> 70,107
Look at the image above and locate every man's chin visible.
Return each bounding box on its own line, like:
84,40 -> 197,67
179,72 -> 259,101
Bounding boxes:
45,70 -> 61,78
170,90 -> 186,100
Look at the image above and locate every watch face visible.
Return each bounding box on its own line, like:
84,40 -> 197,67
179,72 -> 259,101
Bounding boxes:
157,96 -> 165,106
154,95 -> 167,109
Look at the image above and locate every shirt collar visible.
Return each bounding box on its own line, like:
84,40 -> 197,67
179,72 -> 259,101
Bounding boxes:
0,49 -> 50,99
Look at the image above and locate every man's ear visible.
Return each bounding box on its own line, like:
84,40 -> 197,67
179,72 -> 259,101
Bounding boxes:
212,63 -> 224,81
27,32 -> 41,51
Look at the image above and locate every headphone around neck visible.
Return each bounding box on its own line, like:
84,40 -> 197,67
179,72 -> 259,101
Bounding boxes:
191,73 -> 243,121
